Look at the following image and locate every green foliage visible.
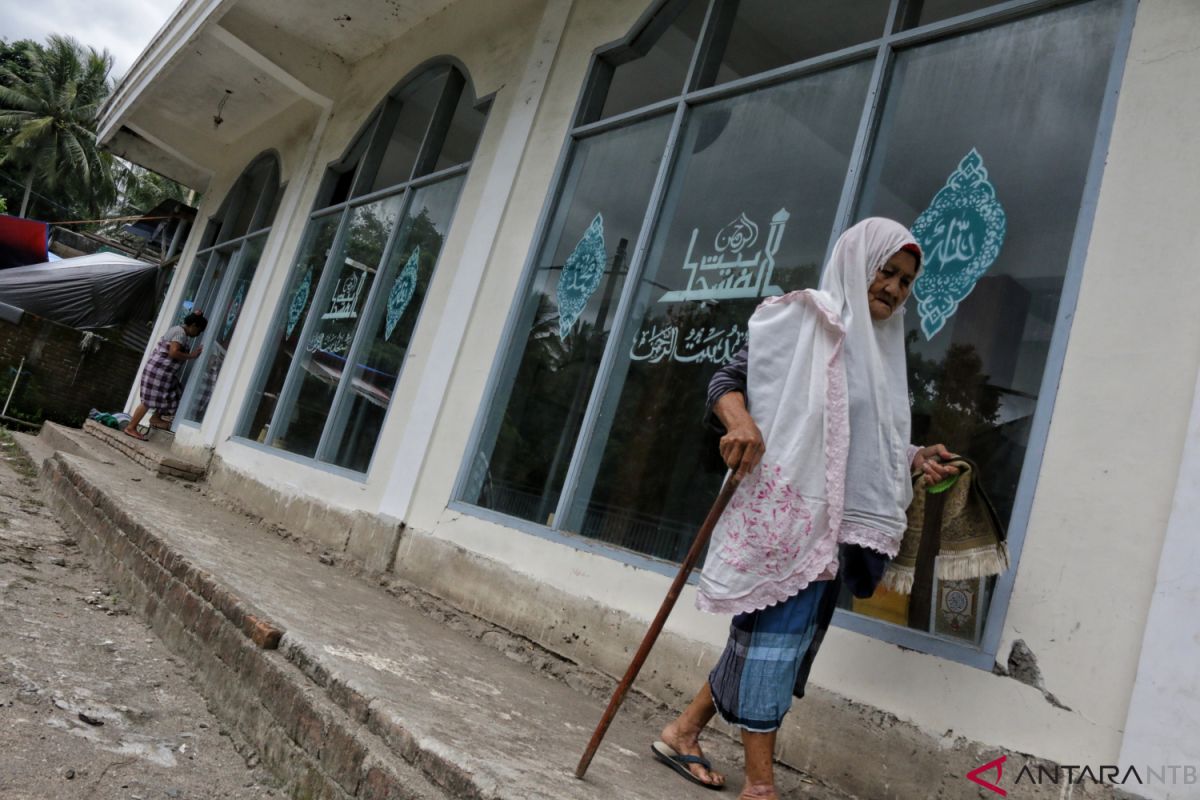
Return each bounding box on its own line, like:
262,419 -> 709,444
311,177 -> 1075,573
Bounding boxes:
0,39 -> 37,88
0,194 -> 6,213
115,161 -> 188,216
0,35 -> 115,219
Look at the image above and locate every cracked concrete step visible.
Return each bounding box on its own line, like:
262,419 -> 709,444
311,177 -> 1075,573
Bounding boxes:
35,421 -> 121,467
34,448 -> 848,800
80,419 -> 208,481
8,429 -> 55,469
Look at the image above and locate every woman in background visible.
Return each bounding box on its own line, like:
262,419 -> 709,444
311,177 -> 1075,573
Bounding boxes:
123,312 -> 207,440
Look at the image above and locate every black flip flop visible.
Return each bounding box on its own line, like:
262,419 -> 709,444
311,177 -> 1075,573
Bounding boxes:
651,741 -> 724,790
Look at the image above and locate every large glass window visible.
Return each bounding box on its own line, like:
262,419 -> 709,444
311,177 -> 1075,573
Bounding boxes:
465,0 -> 1126,651
175,153 -> 281,426
845,0 -> 1123,642
240,65 -> 486,472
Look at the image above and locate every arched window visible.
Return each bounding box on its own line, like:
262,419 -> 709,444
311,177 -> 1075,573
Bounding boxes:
463,0 -> 1128,649
241,63 -> 487,473
176,152 -> 281,424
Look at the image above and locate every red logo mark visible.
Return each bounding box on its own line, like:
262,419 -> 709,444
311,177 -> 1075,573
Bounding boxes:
967,755 -> 1008,797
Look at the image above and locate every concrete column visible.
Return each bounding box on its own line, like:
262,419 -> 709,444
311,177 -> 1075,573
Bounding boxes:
1118,354 -> 1200,799
377,0 -> 576,521
198,107 -> 332,446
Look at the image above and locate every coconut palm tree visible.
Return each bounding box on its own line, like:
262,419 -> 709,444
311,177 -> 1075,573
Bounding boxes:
0,35 -> 115,218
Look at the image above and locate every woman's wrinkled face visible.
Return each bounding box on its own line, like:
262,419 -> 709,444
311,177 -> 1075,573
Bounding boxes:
867,250 -> 919,321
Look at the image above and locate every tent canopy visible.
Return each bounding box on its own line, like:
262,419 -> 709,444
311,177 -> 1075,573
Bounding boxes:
0,252 -> 158,329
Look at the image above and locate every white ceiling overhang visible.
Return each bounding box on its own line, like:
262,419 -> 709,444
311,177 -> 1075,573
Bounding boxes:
98,0 -> 460,191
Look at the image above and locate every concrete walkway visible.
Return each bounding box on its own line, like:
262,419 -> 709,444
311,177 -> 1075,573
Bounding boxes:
16,426 -> 850,800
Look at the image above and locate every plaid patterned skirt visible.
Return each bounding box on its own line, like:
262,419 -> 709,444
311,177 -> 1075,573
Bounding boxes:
708,577 -> 839,732
138,341 -> 183,414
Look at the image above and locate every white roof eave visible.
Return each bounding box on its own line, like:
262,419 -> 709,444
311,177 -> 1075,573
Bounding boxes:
98,0 -> 237,146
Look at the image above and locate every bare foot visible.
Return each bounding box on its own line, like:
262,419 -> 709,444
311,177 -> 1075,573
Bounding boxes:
659,719 -> 725,787
737,783 -> 777,799
123,427 -> 149,442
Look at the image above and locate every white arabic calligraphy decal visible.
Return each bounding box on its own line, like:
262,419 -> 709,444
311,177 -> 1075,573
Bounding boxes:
323,261 -> 368,321
658,208 -> 790,303
629,324 -> 747,365
307,330 -> 355,356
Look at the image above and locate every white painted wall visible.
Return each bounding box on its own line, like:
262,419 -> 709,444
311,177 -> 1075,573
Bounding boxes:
1120,361 -> 1200,799
1113,1 -> 1200,794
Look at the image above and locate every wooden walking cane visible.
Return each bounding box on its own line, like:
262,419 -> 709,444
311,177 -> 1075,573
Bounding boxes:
574,474 -> 742,780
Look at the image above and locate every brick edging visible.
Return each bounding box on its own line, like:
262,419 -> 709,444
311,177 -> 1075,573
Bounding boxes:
82,421 -> 206,481
39,452 -> 490,800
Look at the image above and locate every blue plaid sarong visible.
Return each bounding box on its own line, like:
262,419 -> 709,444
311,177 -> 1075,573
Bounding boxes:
707,579 -> 835,732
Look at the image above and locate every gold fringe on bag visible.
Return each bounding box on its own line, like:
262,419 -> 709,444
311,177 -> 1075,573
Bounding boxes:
881,458 -> 1009,596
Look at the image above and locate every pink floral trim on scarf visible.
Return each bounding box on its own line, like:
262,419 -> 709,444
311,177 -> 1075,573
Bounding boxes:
839,520 -> 901,558
697,291 -> 850,615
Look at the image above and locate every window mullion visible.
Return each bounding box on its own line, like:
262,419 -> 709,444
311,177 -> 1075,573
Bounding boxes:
350,99 -> 403,199
688,0 -> 739,91
411,70 -> 464,179
247,161 -> 280,234
824,39 -> 896,264
190,248 -> 224,317
171,247 -> 224,422
681,0 -> 724,92
315,188 -> 414,463
264,209 -> 354,445
180,243 -> 248,422
550,101 -> 690,531
215,186 -> 248,245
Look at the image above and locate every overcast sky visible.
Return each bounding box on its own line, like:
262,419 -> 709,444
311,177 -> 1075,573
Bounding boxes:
1,0 -> 178,81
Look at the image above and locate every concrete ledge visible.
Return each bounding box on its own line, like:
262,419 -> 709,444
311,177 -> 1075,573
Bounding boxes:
10,429 -> 56,469
207,455 -> 401,573
35,450 -> 824,800
390,527 -> 1135,800
38,420 -> 120,466
32,443 -> 1135,799
40,452 -> 449,800
83,419 -> 208,480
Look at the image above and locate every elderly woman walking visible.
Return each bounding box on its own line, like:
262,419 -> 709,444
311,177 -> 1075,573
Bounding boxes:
123,312 -> 207,440
651,218 -> 957,799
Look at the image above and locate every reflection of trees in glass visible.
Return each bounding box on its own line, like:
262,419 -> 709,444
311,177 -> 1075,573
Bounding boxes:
907,333 -> 1000,454
347,203 -> 395,265
490,290 -> 602,506
899,335 -> 1008,640
584,299 -> 745,559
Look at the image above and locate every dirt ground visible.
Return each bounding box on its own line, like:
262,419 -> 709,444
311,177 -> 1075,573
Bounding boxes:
0,431 -> 278,800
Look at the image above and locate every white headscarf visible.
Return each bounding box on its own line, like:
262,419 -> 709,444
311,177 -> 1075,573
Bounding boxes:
697,218 -> 920,615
